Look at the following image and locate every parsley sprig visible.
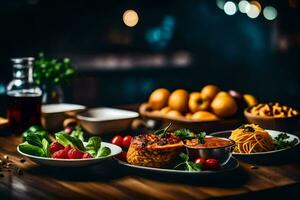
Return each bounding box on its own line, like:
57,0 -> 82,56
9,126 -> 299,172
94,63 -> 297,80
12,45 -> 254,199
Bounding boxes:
174,152 -> 202,172
273,133 -> 297,150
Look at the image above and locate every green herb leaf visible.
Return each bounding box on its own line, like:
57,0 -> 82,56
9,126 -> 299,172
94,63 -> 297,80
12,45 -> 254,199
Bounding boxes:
174,129 -> 195,139
273,133 -> 297,150
174,152 -> 202,172
154,123 -> 172,138
196,132 -> 206,144
19,142 -> 45,157
97,147 -> 111,157
42,138 -> 51,157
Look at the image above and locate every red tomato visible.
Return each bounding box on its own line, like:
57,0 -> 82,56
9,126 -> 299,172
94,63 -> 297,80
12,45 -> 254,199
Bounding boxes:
51,149 -> 65,159
205,158 -> 220,170
112,135 -> 123,147
122,135 -> 133,148
194,157 -> 206,166
115,152 -> 127,161
82,153 -> 93,159
68,148 -> 84,159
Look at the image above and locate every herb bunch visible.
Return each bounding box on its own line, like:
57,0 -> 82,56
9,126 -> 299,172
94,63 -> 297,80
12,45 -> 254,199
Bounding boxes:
33,52 -> 76,86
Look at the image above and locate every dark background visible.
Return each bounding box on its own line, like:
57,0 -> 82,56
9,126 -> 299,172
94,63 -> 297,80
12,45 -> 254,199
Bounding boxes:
0,0 -> 300,113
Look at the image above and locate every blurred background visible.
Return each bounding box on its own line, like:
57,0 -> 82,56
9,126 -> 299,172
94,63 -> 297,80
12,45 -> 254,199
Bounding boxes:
0,0 -> 300,113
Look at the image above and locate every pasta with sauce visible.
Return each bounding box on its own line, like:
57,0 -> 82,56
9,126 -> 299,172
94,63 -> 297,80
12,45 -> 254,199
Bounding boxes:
229,124 -> 275,153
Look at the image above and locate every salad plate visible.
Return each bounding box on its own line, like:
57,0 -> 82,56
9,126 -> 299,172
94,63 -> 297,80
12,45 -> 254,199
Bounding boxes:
17,142 -> 122,167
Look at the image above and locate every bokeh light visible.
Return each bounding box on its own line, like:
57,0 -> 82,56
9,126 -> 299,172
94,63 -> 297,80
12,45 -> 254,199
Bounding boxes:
224,1 -> 237,15
246,2 -> 260,18
216,0 -> 226,10
123,10 -> 139,27
238,0 -> 250,13
263,6 -> 277,20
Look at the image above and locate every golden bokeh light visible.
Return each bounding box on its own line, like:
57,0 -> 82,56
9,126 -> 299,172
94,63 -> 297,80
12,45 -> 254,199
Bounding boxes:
123,10 -> 139,27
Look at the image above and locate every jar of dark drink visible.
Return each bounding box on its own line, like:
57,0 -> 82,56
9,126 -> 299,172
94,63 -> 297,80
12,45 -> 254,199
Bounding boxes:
6,57 -> 42,134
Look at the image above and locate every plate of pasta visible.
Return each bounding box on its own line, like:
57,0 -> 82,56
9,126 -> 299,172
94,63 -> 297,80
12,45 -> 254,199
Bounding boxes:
211,124 -> 299,156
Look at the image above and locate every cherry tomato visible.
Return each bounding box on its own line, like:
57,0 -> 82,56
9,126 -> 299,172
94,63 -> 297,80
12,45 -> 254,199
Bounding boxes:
122,135 -> 133,148
205,158 -> 220,170
112,135 -> 123,147
194,157 -> 206,166
115,151 -> 127,161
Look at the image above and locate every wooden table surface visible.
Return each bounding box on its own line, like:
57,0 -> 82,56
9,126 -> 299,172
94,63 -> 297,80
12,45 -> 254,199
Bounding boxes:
1,104 -> 300,199
1,135 -> 300,200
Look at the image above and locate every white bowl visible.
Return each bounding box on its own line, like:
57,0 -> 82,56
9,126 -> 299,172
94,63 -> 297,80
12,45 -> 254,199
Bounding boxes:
42,103 -> 86,130
77,107 -> 139,135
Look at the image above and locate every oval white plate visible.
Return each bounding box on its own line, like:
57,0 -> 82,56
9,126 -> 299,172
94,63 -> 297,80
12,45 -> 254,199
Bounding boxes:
210,130 -> 300,156
17,142 -> 122,167
116,157 -> 239,176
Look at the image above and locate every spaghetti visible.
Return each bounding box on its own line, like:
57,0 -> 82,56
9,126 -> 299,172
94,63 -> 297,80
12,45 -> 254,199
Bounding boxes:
229,124 -> 275,153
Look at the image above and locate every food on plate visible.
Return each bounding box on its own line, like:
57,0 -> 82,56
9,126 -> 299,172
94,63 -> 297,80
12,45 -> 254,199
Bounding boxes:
127,133 -> 183,168
243,94 -> 258,107
148,88 -> 170,110
114,125 -> 224,171
229,124 -> 298,153
211,91 -> 238,118
191,111 -> 219,121
174,153 -> 221,171
122,135 -> 133,148
247,102 -> 299,118
201,84 -> 220,100
168,89 -> 189,113
185,137 -> 234,148
18,125 -> 111,159
188,92 -> 210,113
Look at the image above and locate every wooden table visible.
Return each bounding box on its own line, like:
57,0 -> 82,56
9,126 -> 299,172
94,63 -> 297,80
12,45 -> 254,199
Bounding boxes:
1,134 -> 300,200
1,103 -> 300,199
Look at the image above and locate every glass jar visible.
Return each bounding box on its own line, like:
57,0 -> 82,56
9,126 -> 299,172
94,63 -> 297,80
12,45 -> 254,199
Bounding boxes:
6,57 -> 42,134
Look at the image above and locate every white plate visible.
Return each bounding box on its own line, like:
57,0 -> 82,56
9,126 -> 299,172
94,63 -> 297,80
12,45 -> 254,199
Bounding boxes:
116,157 -> 239,176
210,130 -> 300,156
17,142 -> 122,167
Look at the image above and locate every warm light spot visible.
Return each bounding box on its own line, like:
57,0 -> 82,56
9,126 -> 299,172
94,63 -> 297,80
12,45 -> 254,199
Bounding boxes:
263,6 -> 277,20
123,10 -> 139,27
250,1 -> 261,11
224,1 -> 237,15
238,0 -> 250,13
246,3 -> 260,18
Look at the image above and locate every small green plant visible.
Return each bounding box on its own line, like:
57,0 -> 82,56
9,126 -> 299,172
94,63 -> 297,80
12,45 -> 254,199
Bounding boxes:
33,52 -> 76,86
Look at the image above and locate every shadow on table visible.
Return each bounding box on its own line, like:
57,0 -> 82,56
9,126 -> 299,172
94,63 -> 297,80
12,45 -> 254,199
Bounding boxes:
126,167 -> 249,187
27,160 -> 124,182
27,159 -> 248,187
234,145 -> 300,166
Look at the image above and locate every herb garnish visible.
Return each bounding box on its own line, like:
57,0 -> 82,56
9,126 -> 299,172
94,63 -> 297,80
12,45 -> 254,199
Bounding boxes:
154,125 -> 206,144
197,132 -> 206,144
238,124 -> 255,132
273,133 -> 298,150
153,123 -> 172,138
174,152 -> 202,172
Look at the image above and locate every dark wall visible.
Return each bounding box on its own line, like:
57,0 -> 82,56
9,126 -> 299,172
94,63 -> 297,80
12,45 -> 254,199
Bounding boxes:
0,0 -> 300,110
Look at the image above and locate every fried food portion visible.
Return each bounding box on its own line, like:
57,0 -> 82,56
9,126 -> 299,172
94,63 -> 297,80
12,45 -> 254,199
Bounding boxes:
127,133 -> 183,168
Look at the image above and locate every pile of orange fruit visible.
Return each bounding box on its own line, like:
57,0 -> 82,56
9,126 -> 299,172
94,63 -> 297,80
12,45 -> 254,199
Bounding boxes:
147,84 -> 257,121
